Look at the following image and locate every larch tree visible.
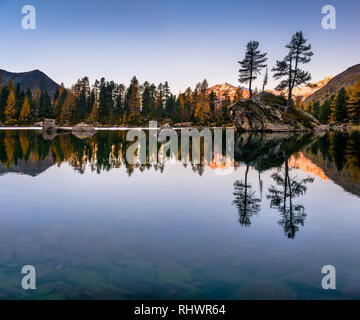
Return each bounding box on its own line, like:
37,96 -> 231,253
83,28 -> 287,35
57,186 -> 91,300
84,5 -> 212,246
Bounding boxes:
272,31 -> 313,111
238,41 -> 267,98
5,90 -> 17,122
20,96 -> 31,122
348,78 -> 360,123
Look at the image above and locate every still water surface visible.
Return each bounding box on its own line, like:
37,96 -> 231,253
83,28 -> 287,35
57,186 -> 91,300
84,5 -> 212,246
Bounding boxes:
0,129 -> 359,299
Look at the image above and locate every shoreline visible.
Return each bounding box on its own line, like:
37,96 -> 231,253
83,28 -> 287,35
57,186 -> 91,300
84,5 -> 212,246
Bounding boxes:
0,124 -> 359,132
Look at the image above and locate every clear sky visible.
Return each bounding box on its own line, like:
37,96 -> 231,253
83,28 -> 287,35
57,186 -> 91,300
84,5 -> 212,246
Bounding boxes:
0,0 -> 359,93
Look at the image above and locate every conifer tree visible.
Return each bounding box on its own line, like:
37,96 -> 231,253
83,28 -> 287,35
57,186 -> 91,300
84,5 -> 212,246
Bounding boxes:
348,78 -> 360,123
20,96 -> 31,122
141,82 -> 151,118
311,101 -> 320,119
5,90 -> 17,122
319,98 -> 332,124
334,87 -> 348,123
272,31 -> 313,111
238,41 -> 267,98
0,85 -> 9,122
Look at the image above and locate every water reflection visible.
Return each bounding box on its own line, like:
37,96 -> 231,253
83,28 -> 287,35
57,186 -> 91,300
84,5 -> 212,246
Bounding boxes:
1,129 -> 360,194
233,165 -> 261,227
1,129 -> 360,299
267,158 -> 314,239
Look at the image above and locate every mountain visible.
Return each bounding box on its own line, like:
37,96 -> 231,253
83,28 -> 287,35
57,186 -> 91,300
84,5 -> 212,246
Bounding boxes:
292,76 -> 332,101
209,78 -> 332,103
304,64 -> 360,104
266,76 -> 332,102
208,83 -> 250,100
0,69 -> 59,97
0,156 -> 54,177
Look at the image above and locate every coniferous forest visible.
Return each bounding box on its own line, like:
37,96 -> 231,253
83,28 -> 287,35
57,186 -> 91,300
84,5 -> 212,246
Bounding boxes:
0,76 -> 238,126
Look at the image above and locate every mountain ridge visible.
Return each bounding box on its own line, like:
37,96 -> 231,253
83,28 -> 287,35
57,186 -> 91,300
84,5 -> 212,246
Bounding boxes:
0,69 -> 59,97
304,64 -> 360,104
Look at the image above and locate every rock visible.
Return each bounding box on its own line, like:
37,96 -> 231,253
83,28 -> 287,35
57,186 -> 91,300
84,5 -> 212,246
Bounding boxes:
160,123 -> 172,130
314,124 -> 330,132
33,121 -> 43,127
43,119 -> 58,132
229,99 -> 315,132
72,123 -> 96,139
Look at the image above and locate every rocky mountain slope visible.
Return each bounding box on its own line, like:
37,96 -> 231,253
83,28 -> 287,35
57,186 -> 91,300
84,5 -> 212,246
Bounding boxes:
304,64 -> 360,104
0,69 -> 59,97
208,83 -> 249,100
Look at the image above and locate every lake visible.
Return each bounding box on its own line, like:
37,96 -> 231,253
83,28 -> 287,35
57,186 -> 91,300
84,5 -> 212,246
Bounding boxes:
0,129 -> 359,299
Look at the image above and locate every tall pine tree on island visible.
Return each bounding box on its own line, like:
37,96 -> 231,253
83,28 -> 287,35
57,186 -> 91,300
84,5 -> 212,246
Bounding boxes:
238,41 -> 267,98
272,31 -> 313,111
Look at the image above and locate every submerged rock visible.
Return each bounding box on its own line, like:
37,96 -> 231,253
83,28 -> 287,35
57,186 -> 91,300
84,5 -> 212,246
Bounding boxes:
229,98 -> 317,132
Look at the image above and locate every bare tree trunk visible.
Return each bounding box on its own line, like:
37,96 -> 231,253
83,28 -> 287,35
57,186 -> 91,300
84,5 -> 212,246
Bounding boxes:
285,57 -> 293,112
286,88 -> 293,112
249,75 -> 253,99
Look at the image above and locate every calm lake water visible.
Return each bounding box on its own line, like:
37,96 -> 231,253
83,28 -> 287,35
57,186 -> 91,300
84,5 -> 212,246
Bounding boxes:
0,129 -> 360,300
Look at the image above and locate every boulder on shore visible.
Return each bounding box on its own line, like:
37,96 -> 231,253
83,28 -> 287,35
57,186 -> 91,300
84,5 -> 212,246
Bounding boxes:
43,119 -> 58,132
229,98 -> 317,132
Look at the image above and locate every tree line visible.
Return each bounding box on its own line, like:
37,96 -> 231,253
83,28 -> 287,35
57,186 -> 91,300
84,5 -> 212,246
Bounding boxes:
305,79 -> 360,125
0,75 -> 242,126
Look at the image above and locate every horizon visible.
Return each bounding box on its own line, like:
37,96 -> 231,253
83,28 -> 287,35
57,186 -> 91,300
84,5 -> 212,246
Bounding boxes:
1,0 -> 359,92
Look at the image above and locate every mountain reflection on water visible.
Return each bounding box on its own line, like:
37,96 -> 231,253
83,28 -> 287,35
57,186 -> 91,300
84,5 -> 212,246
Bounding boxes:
1,129 -> 360,299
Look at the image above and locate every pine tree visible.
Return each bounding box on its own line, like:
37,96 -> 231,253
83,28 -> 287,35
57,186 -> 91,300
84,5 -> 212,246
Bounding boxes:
5,90 -> 17,122
20,96 -> 31,122
128,76 -> 140,117
163,81 -> 171,100
334,87 -> 348,123
141,82 -> 151,118
311,101 -> 320,119
209,91 -> 217,121
238,41 -> 267,98
0,85 -> 9,122
272,31 -> 313,111
319,98 -> 332,124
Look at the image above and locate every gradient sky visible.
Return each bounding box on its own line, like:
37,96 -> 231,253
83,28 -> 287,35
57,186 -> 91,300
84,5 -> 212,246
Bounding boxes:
0,0 -> 359,93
